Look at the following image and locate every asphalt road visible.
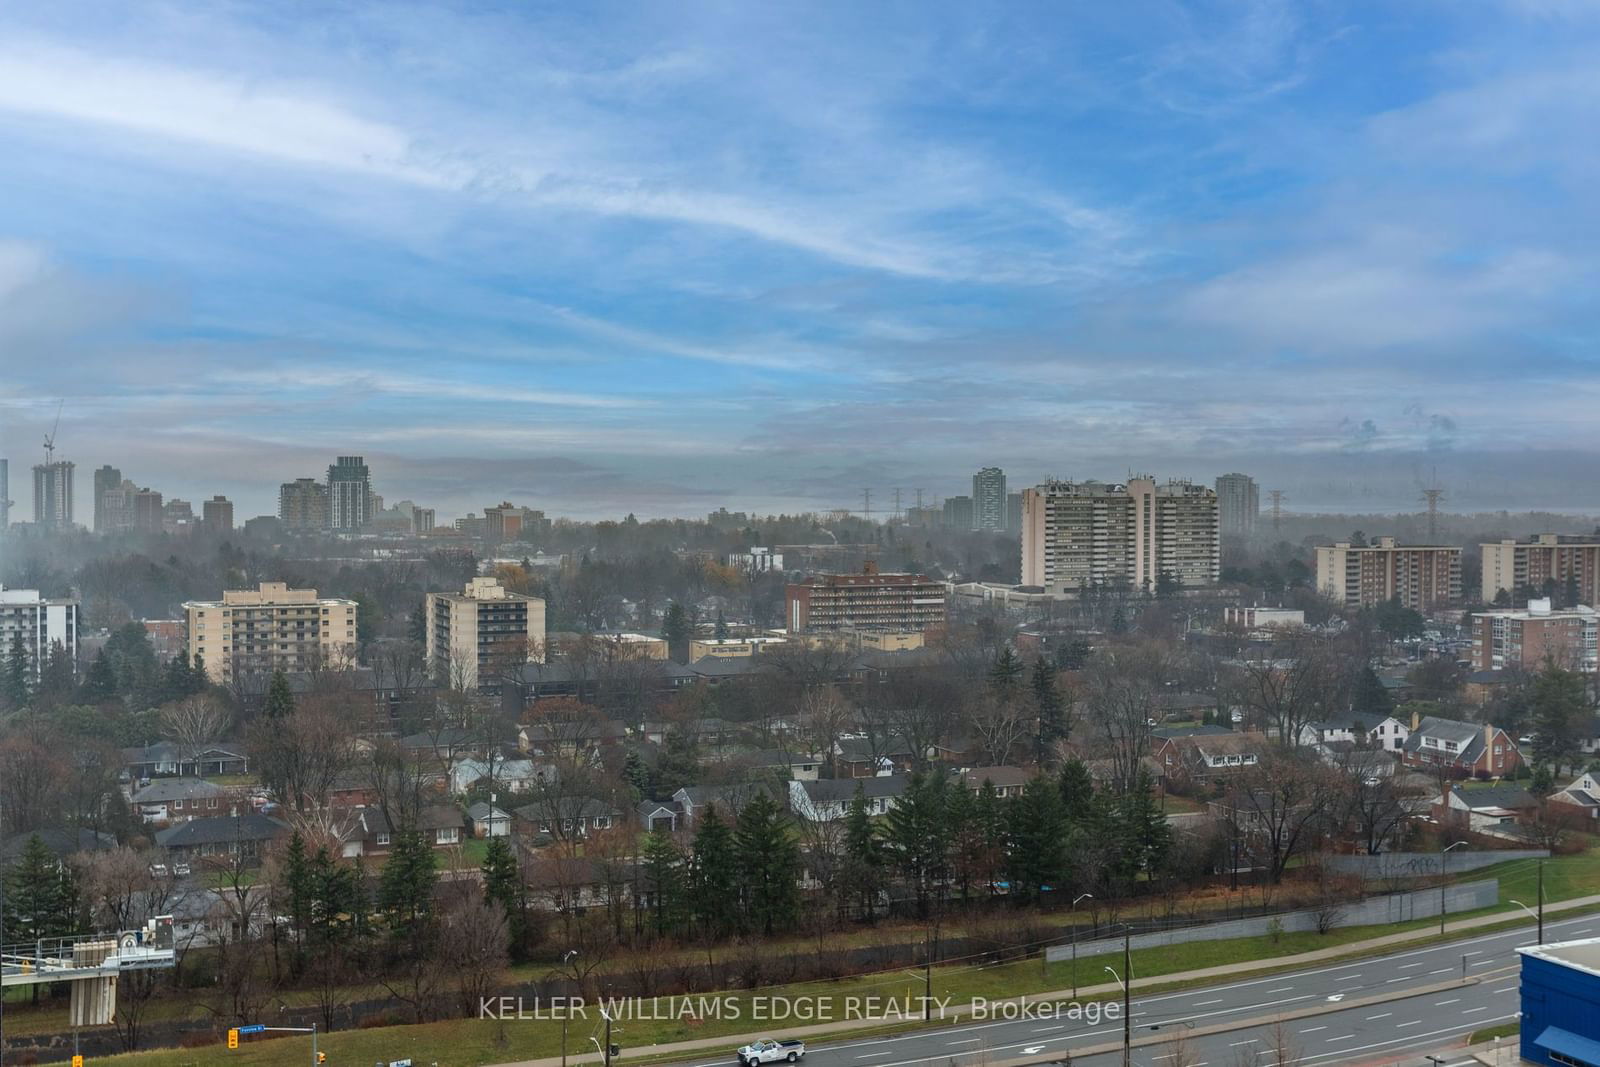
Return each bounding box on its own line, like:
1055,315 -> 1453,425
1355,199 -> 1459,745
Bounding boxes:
656,909 -> 1599,1067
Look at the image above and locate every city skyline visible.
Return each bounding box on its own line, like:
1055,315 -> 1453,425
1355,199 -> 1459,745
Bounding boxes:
3,3 -> 1600,518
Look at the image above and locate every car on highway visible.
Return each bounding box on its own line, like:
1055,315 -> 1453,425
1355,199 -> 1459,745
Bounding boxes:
735,1038 -> 805,1064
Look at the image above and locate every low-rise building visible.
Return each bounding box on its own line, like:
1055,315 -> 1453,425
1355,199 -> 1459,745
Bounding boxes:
1472,598 -> 1598,673
1400,714 -> 1522,779
132,778 -> 230,823
786,563 -> 946,634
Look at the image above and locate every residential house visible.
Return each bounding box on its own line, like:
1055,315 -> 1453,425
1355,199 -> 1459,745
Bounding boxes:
1083,756 -> 1168,793
1152,731 -> 1267,788
1435,783 -> 1538,834
339,804 -> 464,856
1296,710 -> 1411,751
466,802 -> 512,838
523,856 -> 636,913
745,748 -> 824,781
638,800 -> 680,833
959,766 -> 1033,799
512,796 -> 620,840
670,782 -> 781,828
123,741 -> 250,780
0,827 -> 116,865
155,813 -> 289,863
832,735 -> 916,778
517,717 -> 627,761
132,778 -> 230,823
1552,771 -> 1600,820
449,756 -> 555,796
789,776 -> 910,821
1400,715 -> 1522,779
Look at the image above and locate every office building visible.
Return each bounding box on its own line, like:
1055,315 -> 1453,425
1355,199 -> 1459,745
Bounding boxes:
0,585 -> 79,683
483,502 -> 549,544
942,495 -> 973,530
327,456 -> 372,531
392,500 -> 434,535
202,496 -> 234,533
1472,598 -> 1598,673
785,562 -> 946,634
162,499 -> 195,534
972,467 -> 1007,532
93,465 -> 122,533
425,576 -> 546,689
1214,473 -> 1259,543
279,478 -> 329,531
0,458 -> 9,528
133,487 -> 164,532
32,460 -> 74,529
1482,534 -> 1600,606
1021,478 -> 1219,593
184,581 -> 358,683
1314,537 -> 1461,612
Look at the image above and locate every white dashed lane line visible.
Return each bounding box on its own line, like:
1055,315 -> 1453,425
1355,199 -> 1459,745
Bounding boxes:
1366,1013 -> 1392,1020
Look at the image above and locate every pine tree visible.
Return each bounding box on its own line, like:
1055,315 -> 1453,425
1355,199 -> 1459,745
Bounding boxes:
77,650 -> 119,705
733,793 -> 801,937
378,830 -> 437,939
841,784 -> 884,920
35,641 -> 78,707
2,637 -> 32,710
989,648 -> 1024,697
481,835 -> 529,960
1005,776 -> 1068,902
1350,668 -> 1394,718
1120,771 -> 1171,880
882,772 -> 951,919
1032,657 -> 1066,758
714,610 -> 730,641
661,602 -> 691,663
284,831 -> 314,952
264,669 -> 295,719
641,831 -> 687,938
689,808 -> 738,936
1532,663 -> 1589,771
2,834 -> 76,939
1058,759 -> 1095,827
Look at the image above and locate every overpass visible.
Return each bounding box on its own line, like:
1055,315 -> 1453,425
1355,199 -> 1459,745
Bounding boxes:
1,916 -> 176,1026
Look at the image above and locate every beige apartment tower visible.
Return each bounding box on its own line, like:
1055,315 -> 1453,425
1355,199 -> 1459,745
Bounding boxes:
425,576 -> 547,690
185,582 -> 358,682
1021,478 -> 1218,593
1481,534 -> 1600,606
1314,537 -> 1461,612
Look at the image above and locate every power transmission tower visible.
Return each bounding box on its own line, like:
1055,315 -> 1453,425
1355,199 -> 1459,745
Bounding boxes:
1267,490 -> 1287,532
891,488 -> 903,521
1420,468 -> 1446,542
915,488 -> 925,512
860,488 -> 872,520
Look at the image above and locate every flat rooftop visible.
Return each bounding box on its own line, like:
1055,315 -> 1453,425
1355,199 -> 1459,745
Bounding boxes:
1520,936 -> 1600,977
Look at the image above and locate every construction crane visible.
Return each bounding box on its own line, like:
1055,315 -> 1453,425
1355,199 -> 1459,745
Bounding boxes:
41,398 -> 63,464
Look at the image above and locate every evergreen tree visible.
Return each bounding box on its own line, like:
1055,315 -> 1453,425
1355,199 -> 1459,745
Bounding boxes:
661,602 -> 692,663
1032,657 -> 1066,758
35,641 -> 78,707
77,649 -> 120,704
2,834 -> 77,939
641,831 -> 687,938
1058,759 -> 1095,826
2,637 -> 32,709
841,784 -> 884,920
1350,668 -> 1395,718
284,831 -> 314,951
882,772 -> 951,919
1005,776 -> 1068,902
989,647 -> 1024,697
621,750 -> 649,800
378,830 -> 437,938
481,835 -> 529,960
733,793 -> 802,936
306,845 -> 360,945
714,610 -> 730,641
264,669 -> 296,719
689,808 -> 738,936
1532,663 -> 1590,771
1119,771 -> 1171,880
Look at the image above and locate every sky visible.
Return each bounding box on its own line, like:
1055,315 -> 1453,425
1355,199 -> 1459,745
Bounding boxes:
1,0 -> 1598,522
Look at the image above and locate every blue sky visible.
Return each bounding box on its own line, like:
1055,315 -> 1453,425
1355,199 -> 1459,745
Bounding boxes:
1,1 -> 1597,521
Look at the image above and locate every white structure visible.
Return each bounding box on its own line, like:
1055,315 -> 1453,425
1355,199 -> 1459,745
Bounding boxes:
326,455 -> 372,531
0,585 -> 80,682
1223,606 -> 1305,630
729,547 -> 784,572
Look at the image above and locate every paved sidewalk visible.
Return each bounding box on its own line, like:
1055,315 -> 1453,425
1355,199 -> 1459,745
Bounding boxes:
489,895 -> 1598,1067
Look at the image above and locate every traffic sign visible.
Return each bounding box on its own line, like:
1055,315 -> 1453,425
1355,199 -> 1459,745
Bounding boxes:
227,1030 -> 239,1050
238,1024 -> 267,1034
390,1059 -> 413,1067
72,1057 -> 84,1067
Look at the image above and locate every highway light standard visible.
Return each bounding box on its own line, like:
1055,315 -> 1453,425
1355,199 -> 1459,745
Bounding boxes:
1103,925 -> 1132,1067
1440,840 -> 1467,934
1071,893 -> 1094,996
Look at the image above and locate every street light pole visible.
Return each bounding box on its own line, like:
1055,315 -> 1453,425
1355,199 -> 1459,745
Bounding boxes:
1538,860 -> 1545,943
1071,893 -> 1093,997
1123,925 -> 1132,1067
1440,841 -> 1466,935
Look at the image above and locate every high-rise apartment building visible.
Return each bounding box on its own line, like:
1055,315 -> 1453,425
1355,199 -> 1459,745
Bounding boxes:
203,495 -> 234,533
425,576 -> 547,689
132,487 -> 165,532
483,502 -> 548,544
1020,478 -> 1219,592
1314,537 -> 1461,612
279,478 -> 330,530
32,460 -> 74,529
1481,534 -> 1600,606
0,585 -> 79,682
1214,473 -> 1259,543
327,456 -> 372,531
184,581 -> 359,683
1006,492 -> 1023,536
785,562 -> 946,634
93,465 -> 122,533
972,467 -> 1007,532
0,458 -> 9,528
1471,598 -> 1598,673
162,499 -> 195,534
942,495 -> 973,530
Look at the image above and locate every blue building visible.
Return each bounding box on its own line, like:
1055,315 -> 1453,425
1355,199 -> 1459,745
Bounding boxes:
1520,940 -> 1600,1067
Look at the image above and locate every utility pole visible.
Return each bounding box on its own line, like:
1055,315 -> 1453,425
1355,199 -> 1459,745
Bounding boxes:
1538,861 -> 1545,942
1441,840 -> 1466,934
924,930 -> 932,1021
1122,926 -> 1132,1067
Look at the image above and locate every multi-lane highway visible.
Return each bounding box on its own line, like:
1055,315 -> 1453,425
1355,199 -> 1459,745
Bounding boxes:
655,910 -> 1598,1067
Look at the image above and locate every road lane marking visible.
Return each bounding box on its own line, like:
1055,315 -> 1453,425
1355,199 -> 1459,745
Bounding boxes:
947,1038 -> 981,1045
1297,1015 -> 1516,1065
1463,1006 -> 1489,1014
1492,985 -> 1517,994
1268,986 -> 1294,993
1430,968 -> 1453,974
1325,1034 -> 1354,1043
1229,1039 -> 1259,1046
1396,1021 -> 1422,1028
857,1053 -> 892,1059
1195,999 -> 1223,1005
1366,1013 -> 1392,1020
1385,977 -> 1411,983
1463,950 -> 1484,956
1399,962 -> 1424,969
1435,998 -> 1461,1005
1301,1027 -> 1327,1034
1033,1025 -> 1064,1033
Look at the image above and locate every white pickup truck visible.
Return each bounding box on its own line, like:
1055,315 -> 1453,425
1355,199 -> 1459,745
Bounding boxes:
736,1038 -> 805,1065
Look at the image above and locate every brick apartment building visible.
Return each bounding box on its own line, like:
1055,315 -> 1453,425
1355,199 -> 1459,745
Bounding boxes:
1482,534 -> 1600,605
785,563 -> 946,634
1472,598 -> 1598,673
1314,537 -> 1461,612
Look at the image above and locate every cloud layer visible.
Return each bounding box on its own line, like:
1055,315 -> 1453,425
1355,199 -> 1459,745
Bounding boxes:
1,1 -> 1597,520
